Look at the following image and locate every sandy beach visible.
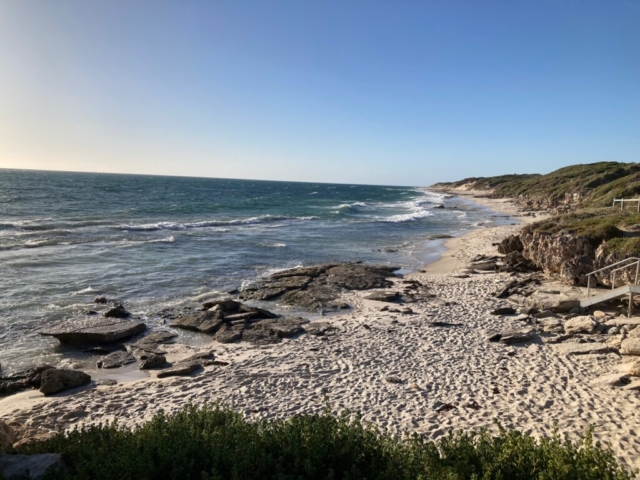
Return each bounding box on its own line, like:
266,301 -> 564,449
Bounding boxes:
3,192 -> 640,472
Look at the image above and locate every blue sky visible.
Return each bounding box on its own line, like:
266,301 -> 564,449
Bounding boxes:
0,1 -> 638,185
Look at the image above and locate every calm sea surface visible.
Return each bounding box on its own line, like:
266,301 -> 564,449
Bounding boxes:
0,169 -> 511,373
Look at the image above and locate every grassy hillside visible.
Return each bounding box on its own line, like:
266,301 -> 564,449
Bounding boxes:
433,162 -> 640,208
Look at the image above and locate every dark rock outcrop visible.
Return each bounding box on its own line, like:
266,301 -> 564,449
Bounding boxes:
129,331 -> 178,357
39,369 -> 91,395
39,318 -> 146,344
239,262 -> 398,310
498,235 -> 524,255
365,291 -> 400,303
0,365 -> 55,397
104,304 -> 130,319
97,351 -> 136,369
156,362 -> 201,378
139,354 -> 167,370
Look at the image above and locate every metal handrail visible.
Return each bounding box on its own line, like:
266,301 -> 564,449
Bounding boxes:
586,257 -> 640,298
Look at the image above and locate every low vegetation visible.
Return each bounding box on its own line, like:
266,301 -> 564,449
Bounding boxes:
434,162 -> 640,208
6,404 -> 633,480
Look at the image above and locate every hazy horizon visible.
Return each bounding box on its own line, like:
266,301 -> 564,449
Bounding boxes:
1,1 -> 638,186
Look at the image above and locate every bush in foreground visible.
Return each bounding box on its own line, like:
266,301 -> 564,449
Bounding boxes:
9,404 -> 633,480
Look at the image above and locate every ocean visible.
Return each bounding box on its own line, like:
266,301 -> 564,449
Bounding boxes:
0,169 -> 511,373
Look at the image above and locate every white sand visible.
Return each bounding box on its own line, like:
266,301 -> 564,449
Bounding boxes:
2,192 -> 640,472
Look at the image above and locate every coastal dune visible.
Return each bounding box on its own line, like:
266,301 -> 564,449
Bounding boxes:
2,194 -> 640,472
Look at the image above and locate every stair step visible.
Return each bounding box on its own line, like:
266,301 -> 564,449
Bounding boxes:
581,285 -> 640,308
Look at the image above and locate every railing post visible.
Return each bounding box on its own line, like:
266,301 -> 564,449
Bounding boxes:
636,262 -> 639,285
613,272 -> 616,289
587,275 -> 591,298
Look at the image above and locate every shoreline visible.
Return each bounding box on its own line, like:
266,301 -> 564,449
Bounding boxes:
3,192 -> 640,473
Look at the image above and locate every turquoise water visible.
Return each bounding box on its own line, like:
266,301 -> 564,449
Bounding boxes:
0,169 -> 509,372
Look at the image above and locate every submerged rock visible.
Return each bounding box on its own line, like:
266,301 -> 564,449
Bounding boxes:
38,317 -> 146,344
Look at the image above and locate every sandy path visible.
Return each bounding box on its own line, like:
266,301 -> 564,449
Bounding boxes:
2,192 -> 640,473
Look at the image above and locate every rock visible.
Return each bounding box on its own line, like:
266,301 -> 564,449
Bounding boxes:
487,333 -> 502,342
202,298 -> 243,312
498,235 -> 523,255
0,365 -> 56,397
0,421 -> 16,449
305,322 -> 336,336
629,360 -> 640,376
426,234 -> 452,240
139,354 -> 167,370
606,335 -> 625,349
95,379 -> 117,386
97,351 -> 136,369
429,321 -> 462,327
491,307 -> 517,315
104,304 -> 130,318
384,376 -> 403,384
11,429 -> 56,449
171,310 -> 225,333
93,295 -> 108,304
38,318 -> 146,344
433,204 -> 445,209
365,291 -> 399,303
621,338 -> 640,355
593,310 -> 607,320
538,317 -> 564,333
551,342 -> 612,356
241,317 -> 308,345
605,317 -> 640,327
129,331 -> 178,356
156,362 -> 201,379
39,369 -> 91,395
535,310 -> 560,319
564,316 -> 598,334
551,299 -> 581,313
0,453 -> 63,479
240,263 -> 398,310
499,329 -> 535,344
213,324 -> 244,343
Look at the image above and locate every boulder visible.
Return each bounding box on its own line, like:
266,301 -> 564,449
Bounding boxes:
305,322 -> 336,336
550,299 -> 581,313
551,342 -> 612,356
497,235 -> 523,255
213,324 -> 244,343
156,362 -> 201,379
171,311 -> 225,333
94,296 -> 108,304
564,316 -> 598,335
202,298 -> 243,312
497,329 -> 535,344
104,304 -> 130,318
0,421 -> 15,449
538,317 -> 564,333
621,338 -> 640,355
629,360 -> 640,376
0,365 -> 56,397
39,369 -> 91,395
38,318 -> 146,344
0,453 -> 63,479
139,354 -> 167,370
364,292 -> 400,303
97,351 -> 136,369
129,331 -> 178,356
491,307 -> 517,315
593,310 -> 608,320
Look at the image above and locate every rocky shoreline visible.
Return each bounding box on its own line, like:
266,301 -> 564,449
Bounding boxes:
3,192 -> 640,474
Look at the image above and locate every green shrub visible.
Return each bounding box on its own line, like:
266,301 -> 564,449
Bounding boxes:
11,404 -> 633,480
605,237 -> 640,257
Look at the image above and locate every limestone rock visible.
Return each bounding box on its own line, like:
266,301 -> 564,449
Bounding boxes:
593,310 -> 607,320
498,235 -> 523,255
365,291 -> 399,303
39,369 -> 91,396
38,318 -> 146,344
0,453 -> 63,479
629,359 -> 640,376
171,310 -> 225,334
139,354 -> 167,370
564,316 -> 598,334
491,307 -> 517,315
104,304 -> 130,318
0,421 -> 16,449
499,329 -> 535,344
129,331 -> 178,356
156,362 -> 201,379
240,262 -> 398,310
538,317 -> 564,333
97,351 -> 136,369
621,338 -> 640,355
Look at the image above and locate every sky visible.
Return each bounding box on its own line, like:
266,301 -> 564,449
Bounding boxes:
0,1 -> 638,186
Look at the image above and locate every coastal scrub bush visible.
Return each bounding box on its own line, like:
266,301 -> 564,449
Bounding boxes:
13,404 -> 633,480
